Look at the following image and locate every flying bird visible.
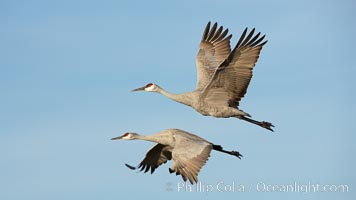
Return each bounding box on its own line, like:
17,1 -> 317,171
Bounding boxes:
111,128 -> 242,184
132,22 -> 274,131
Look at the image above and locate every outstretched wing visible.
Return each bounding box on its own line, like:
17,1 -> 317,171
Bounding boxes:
169,135 -> 212,184
195,22 -> 232,90
202,28 -> 267,107
128,144 -> 172,174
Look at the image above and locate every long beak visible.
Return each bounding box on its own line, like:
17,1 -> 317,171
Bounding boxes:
131,86 -> 145,92
111,136 -> 124,140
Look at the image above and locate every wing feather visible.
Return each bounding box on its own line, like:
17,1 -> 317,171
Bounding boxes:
169,135 -> 212,184
135,144 -> 172,174
195,22 -> 232,90
202,28 -> 267,107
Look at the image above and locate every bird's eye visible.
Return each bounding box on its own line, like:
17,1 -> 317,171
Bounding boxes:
123,132 -> 129,137
145,83 -> 153,88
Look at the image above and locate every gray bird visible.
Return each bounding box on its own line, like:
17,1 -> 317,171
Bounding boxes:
132,22 -> 274,131
111,128 -> 242,184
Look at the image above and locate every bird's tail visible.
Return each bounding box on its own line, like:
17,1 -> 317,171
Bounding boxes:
240,116 -> 274,132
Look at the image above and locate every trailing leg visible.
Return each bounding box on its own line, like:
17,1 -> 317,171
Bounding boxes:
239,116 -> 274,132
212,144 -> 242,159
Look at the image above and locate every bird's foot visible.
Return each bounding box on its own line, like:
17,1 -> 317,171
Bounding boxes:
261,121 -> 274,132
231,151 -> 243,159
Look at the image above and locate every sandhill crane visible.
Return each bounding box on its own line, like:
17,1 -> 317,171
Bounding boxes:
111,128 -> 242,184
132,22 -> 274,131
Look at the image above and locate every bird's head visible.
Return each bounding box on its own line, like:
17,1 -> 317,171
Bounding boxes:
132,83 -> 159,92
111,132 -> 139,140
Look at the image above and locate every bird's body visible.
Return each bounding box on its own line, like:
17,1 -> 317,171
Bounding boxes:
133,22 -> 274,131
154,88 -> 248,118
111,129 -> 242,184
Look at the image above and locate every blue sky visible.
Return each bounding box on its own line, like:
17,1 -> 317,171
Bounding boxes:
1,0 -> 355,199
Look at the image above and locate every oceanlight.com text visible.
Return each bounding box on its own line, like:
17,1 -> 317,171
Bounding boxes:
256,181 -> 349,193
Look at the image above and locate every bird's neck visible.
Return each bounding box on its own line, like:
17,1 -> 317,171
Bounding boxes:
134,134 -> 168,145
134,134 -> 160,143
157,88 -> 193,106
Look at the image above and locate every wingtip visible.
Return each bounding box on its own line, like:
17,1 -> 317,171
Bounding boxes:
202,21 -> 212,40
125,163 -> 137,170
206,21 -> 211,29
